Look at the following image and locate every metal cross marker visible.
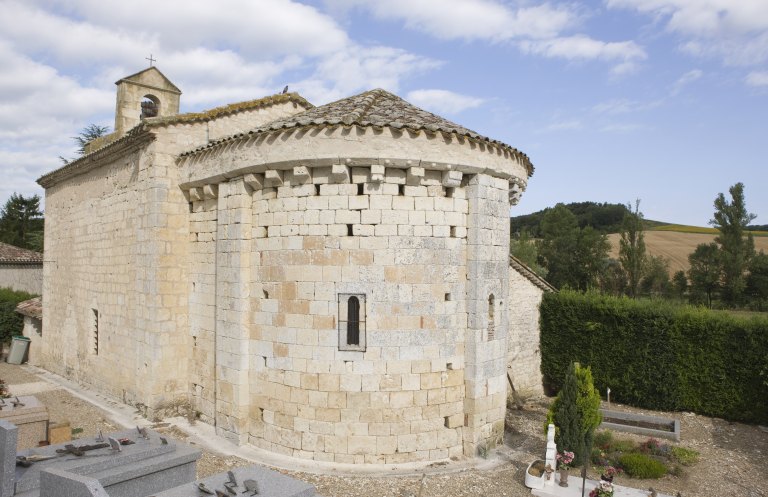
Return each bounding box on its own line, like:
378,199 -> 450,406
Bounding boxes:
146,54 -> 156,67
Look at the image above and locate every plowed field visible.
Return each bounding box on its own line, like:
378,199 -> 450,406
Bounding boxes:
607,231 -> 768,274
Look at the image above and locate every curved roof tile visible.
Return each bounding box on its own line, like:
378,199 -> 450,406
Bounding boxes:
183,89 -> 534,176
0,242 -> 43,264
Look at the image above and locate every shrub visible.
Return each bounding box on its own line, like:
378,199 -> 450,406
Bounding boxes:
0,287 -> 35,343
618,453 -> 667,479
669,446 -> 699,466
540,290 -> 768,424
546,362 -> 603,466
593,430 -> 613,449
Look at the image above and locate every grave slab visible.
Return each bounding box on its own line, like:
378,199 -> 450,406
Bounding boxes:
11,427 -> 200,497
152,465 -> 320,497
0,397 -> 48,450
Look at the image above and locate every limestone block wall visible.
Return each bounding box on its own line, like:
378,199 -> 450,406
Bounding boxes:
21,316 -> 43,363
507,269 -> 545,395
0,265 -> 42,294
186,164 -> 470,463
41,151 -> 144,399
463,174 -> 511,455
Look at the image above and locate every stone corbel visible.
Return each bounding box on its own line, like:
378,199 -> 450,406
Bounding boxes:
264,170 -> 284,187
292,166 -> 311,184
442,169 -> 463,188
407,166 -> 425,186
331,164 -> 350,183
188,187 -> 203,202
243,173 -> 264,192
203,184 -> 218,199
369,164 -> 385,183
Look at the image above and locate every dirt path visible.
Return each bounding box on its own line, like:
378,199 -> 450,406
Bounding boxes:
2,363 -> 766,497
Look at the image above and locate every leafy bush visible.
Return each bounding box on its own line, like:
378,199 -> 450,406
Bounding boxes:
0,287 -> 35,343
618,453 -> 667,479
540,290 -> 768,424
593,430 -> 613,449
669,446 -> 699,465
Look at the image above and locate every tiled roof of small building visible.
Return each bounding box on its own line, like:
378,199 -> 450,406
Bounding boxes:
37,93 -> 313,188
184,89 -> 534,176
16,296 -> 42,319
510,255 -> 556,292
0,242 -> 42,264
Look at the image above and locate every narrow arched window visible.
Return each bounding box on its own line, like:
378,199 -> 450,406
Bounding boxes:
347,296 -> 360,345
339,293 -> 366,351
488,294 -> 495,340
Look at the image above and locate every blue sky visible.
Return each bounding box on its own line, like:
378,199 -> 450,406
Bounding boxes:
1,0 -> 766,226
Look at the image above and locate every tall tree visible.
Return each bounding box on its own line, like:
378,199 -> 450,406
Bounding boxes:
746,252 -> 768,311
510,229 -> 547,277
710,183 -> 756,305
538,204 -> 609,290
60,124 -> 110,164
640,255 -> 671,297
688,243 -> 721,308
619,199 -> 646,298
0,193 -> 44,251
672,270 -> 688,301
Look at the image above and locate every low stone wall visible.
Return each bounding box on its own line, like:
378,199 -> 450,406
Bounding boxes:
0,264 -> 42,295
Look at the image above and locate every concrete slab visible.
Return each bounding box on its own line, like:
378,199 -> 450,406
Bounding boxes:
0,396 -> 48,449
532,474 -> 673,497
153,466 -> 319,497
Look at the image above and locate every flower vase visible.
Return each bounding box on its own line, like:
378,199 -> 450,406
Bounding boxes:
559,469 -> 569,487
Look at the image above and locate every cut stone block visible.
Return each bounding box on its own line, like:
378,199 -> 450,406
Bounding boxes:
0,396 -> 48,450
13,427 -> 200,497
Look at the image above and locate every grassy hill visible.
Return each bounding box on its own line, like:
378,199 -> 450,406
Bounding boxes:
512,203 -> 768,274
608,229 -> 768,274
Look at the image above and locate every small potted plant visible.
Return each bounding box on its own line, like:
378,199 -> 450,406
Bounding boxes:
556,450 -> 574,487
601,465 -> 622,483
589,480 -> 615,497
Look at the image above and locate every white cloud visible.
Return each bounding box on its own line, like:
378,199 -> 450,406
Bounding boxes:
671,69 -> 703,94
592,98 -> 661,115
519,35 -> 647,73
406,89 -> 485,114
607,0 -> 768,66
745,71 -> 768,86
296,46 -> 442,104
331,0 -> 578,41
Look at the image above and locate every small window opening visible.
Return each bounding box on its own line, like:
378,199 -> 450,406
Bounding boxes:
263,289 -> 269,299
398,184 -> 405,196
315,184 -> 321,195
357,183 -> 364,195
445,293 -> 452,301
92,309 -> 99,355
445,187 -> 454,198
487,294 -> 495,340
444,416 -> 450,428
338,294 -> 366,351
446,362 -> 454,370
450,226 -> 457,238
140,95 -> 160,119
347,224 -> 354,236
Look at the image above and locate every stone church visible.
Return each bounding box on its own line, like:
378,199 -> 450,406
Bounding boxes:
34,67 -> 551,464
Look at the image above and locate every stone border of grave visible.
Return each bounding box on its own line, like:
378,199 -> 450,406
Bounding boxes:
599,409 -> 681,442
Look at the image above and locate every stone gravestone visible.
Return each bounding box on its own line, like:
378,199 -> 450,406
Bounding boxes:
0,396 -> 49,450
0,420 -> 18,497
9,425 -> 199,497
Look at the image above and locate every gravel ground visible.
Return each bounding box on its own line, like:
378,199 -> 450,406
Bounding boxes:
2,362 -> 765,497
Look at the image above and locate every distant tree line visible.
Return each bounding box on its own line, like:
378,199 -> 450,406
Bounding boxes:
0,193 -> 43,252
511,183 -> 767,311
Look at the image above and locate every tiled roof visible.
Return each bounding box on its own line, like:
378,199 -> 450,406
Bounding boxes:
510,255 -> 556,292
0,242 -> 42,264
183,89 -> 534,176
37,93 -> 312,188
16,297 -> 42,319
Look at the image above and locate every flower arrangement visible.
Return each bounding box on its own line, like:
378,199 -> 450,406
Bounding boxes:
589,480 -> 614,497
602,466 -> 622,479
556,450 -> 575,471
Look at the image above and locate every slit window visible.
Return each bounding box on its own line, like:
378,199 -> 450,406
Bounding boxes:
92,308 -> 100,355
338,293 -> 366,351
488,294 -> 495,340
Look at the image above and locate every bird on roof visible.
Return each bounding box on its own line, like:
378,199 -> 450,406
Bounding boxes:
282,85 -> 289,94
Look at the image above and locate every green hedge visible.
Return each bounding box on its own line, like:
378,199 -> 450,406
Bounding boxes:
540,291 -> 768,424
0,287 -> 35,343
